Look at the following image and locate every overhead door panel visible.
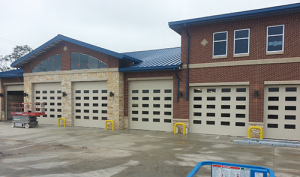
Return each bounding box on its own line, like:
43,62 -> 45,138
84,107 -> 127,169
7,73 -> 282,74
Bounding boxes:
190,86 -> 249,136
33,83 -> 62,125
6,84 -> 24,91
129,80 -> 173,132
264,85 -> 300,140
73,81 -> 108,128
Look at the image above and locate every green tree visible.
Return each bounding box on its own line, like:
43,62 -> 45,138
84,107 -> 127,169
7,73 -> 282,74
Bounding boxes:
0,45 -> 32,72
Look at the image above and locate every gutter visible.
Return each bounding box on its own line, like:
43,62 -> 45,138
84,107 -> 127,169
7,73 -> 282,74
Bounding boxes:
174,68 -> 180,102
118,65 -> 180,72
185,23 -> 190,100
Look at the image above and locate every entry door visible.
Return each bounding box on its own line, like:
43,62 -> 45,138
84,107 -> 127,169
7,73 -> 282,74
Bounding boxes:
190,86 -> 249,136
264,85 -> 300,140
129,80 -> 173,131
73,81 -> 108,128
33,83 -> 62,124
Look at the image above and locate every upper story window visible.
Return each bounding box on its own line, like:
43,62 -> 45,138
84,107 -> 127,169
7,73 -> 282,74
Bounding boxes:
234,29 -> 250,55
267,25 -> 284,52
213,31 -> 228,57
71,53 -> 108,70
32,54 -> 61,73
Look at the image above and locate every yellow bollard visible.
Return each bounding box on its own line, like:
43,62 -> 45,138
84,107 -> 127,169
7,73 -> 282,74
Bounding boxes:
174,123 -> 186,134
105,120 -> 114,131
248,126 -> 263,139
58,117 -> 66,127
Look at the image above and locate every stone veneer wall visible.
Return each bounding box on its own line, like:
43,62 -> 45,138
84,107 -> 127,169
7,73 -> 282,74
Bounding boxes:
23,70 -> 124,129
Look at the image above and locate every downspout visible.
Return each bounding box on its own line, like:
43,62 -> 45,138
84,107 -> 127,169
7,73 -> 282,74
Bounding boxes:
185,23 -> 190,100
174,68 -> 179,102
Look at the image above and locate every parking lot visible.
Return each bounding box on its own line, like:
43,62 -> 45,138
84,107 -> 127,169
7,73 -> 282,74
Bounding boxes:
0,122 -> 299,177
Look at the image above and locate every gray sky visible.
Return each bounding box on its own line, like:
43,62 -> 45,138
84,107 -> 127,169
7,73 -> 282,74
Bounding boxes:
0,0 -> 299,56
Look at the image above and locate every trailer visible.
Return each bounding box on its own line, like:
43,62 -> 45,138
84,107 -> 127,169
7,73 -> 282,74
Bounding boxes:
11,103 -> 45,129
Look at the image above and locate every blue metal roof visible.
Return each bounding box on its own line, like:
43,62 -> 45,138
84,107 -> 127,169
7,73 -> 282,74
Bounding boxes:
0,69 -> 23,78
169,3 -> 300,34
11,34 -> 142,68
119,47 -> 182,72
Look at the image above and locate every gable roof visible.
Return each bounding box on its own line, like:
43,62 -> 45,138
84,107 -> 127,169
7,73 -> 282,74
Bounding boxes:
119,47 -> 182,72
0,69 -> 23,78
169,2 -> 300,34
11,34 -> 142,68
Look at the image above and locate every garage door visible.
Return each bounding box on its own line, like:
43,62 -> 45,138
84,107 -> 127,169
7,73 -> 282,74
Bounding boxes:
6,85 -> 24,121
33,83 -> 62,124
73,81 -> 108,128
129,80 -> 173,131
264,85 -> 300,140
190,86 -> 249,136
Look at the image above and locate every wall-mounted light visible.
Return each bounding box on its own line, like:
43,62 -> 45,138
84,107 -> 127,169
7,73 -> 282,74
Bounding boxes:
62,92 -> 67,97
254,90 -> 259,98
109,92 -> 114,97
179,91 -> 183,98
0,93 -> 3,97
24,93 -> 28,97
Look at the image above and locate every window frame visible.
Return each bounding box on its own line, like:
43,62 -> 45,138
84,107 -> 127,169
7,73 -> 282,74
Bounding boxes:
32,54 -> 61,73
70,52 -> 108,70
266,24 -> 284,53
213,31 -> 228,57
234,28 -> 250,55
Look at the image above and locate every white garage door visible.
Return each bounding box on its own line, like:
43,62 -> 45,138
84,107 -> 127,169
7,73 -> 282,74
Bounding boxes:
33,83 -> 62,125
73,81 -> 108,128
129,80 -> 173,131
190,86 -> 249,136
264,85 -> 300,140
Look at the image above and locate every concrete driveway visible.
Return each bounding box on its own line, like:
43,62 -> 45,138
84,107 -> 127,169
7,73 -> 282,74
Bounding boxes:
0,122 -> 299,177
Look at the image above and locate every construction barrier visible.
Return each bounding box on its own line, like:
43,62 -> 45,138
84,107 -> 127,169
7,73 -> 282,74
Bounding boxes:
174,122 -> 186,134
187,161 -> 275,177
58,117 -> 66,127
105,120 -> 114,131
248,126 -> 263,139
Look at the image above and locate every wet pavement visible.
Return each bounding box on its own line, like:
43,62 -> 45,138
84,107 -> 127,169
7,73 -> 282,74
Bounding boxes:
0,121 -> 299,177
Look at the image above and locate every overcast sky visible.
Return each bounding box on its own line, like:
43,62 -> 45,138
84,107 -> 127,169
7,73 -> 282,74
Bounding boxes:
0,0 -> 299,57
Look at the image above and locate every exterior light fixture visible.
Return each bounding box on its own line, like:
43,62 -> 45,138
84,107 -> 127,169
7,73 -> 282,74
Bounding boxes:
24,93 -> 28,97
179,91 -> 183,97
62,92 -> 67,97
254,91 -> 259,97
0,93 -> 3,97
109,92 -> 114,97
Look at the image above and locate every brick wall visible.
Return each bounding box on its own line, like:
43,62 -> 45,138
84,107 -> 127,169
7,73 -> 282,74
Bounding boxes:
177,11 -> 300,123
181,12 -> 300,64
23,41 -> 121,73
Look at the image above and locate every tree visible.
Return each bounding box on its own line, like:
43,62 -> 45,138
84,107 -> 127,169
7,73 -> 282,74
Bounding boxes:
0,45 -> 32,72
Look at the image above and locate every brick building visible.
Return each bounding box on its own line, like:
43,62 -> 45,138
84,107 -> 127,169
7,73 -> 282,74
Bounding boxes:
1,3 -> 300,140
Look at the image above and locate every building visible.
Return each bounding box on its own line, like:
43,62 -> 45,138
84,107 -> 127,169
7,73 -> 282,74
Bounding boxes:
1,3 -> 300,140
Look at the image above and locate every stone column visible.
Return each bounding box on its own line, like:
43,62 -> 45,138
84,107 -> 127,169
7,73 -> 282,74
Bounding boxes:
107,72 -> 124,130
61,80 -> 72,126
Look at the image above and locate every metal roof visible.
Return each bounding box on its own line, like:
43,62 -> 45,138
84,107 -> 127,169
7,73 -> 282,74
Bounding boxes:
119,47 -> 182,72
11,34 -> 142,68
0,69 -> 23,78
169,2 -> 300,34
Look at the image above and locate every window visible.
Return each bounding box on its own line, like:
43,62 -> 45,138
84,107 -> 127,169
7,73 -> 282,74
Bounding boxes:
71,52 -> 108,70
234,29 -> 250,55
213,31 -> 227,57
32,54 -> 61,72
267,25 -> 284,52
